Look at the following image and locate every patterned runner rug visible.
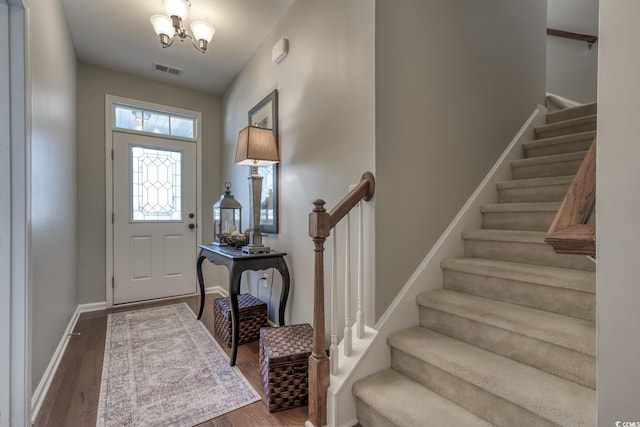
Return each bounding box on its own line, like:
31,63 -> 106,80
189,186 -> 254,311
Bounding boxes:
97,303 -> 260,426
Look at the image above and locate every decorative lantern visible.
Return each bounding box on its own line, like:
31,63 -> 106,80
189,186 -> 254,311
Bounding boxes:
213,182 -> 242,245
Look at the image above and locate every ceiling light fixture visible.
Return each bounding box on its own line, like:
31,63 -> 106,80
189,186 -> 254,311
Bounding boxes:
150,0 -> 215,54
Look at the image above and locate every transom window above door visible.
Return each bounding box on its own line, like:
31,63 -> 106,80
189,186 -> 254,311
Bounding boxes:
114,103 -> 196,139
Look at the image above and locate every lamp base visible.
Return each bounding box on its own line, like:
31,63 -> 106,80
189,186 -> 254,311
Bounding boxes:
242,245 -> 271,254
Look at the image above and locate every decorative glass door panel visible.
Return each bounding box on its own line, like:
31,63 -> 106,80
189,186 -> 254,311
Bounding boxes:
130,146 -> 182,221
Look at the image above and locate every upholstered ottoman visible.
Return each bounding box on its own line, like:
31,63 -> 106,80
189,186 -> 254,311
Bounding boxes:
213,293 -> 268,347
259,324 -> 314,412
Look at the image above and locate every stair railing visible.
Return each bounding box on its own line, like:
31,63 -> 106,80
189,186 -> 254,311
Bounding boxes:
307,172 -> 375,427
547,28 -> 599,49
545,138 -> 596,256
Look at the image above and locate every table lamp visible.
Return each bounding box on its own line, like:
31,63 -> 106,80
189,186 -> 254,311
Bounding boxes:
235,125 -> 279,253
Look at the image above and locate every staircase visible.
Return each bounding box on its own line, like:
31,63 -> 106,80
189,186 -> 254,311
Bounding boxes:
353,103 -> 597,426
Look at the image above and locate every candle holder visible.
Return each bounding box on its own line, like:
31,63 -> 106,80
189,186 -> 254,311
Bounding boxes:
213,182 -> 242,246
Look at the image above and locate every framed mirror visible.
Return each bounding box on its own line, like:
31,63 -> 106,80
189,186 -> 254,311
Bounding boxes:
248,89 -> 279,234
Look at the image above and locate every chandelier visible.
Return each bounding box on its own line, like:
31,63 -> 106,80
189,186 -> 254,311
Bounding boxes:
150,0 -> 215,54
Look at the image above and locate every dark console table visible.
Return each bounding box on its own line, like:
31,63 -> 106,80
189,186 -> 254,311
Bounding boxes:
196,244 -> 290,366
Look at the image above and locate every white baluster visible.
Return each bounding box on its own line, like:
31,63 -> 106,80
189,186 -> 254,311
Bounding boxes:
344,213 -> 353,357
356,201 -> 365,339
330,230 -> 338,375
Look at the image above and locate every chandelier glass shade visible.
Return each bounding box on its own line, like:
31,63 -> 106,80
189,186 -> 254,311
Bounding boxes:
150,0 -> 215,53
163,0 -> 190,20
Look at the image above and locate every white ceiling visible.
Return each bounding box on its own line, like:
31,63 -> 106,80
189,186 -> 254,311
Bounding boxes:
61,0 -> 294,94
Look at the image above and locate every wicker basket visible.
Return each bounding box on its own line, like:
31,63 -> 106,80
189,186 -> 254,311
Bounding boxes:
213,294 -> 268,347
259,324 -> 313,412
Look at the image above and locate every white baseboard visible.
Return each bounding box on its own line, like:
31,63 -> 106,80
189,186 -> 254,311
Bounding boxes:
206,286 -> 228,297
30,305 -> 80,422
30,301 -> 111,422
546,92 -> 583,108
78,301 -> 108,313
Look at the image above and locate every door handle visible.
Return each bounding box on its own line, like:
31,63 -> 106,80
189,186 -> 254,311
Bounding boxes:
189,223 -> 196,230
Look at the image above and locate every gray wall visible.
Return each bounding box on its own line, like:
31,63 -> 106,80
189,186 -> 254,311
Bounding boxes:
597,0 -> 640,422
30,0 -> 78,391
221,0 -> 375,325
0,2 -> 11,422
77,63 -> 221,303
547,0 -> 599,102
375,0 -> 546,318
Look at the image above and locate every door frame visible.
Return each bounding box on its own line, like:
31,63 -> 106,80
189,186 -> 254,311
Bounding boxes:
2,0 -> 31,425
105,95 -> 203,307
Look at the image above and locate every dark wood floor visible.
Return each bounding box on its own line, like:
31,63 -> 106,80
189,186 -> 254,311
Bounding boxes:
33,295 -> 308,427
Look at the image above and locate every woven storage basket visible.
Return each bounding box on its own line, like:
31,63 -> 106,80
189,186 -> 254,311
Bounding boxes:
213,294 -> 268,347
259,324 -> 313,412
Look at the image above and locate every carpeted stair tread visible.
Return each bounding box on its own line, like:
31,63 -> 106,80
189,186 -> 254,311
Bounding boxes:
511,151 -> 587,168
511,151 -> 586,180
534,114 -> 597,139
441,257 -> 595,293
481,202 -> 561,232
441,257 -> 595,320
496,175 -> 575,203
417,289 -> 595,355
441,256 -> 596,316
496,175 -> 575,190
545,102 -> 597,124
461,228 -> 595,271
353,369 -> 494,427
389,327 -> 596,426
463,228 -> 552,243
480,201 -> 561,213
523,130 -> 596,158
418,290 -> 596,388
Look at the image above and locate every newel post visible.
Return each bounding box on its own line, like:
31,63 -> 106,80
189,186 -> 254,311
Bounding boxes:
308,199 -> 331,427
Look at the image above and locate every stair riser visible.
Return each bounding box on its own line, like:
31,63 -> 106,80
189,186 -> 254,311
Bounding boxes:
419,309 -> 596,389
463,239 -> 595,271
511,158 -> 583,180
443,270 -> 595,320
391,349 -> 556,427
525,139 -> 593,158
545,104 -> 597,124
355,400 -> 396,427
498,183 -> 571,203
354,368 -> 497,426
535,121 -> 596,139
482,211 -> 557,232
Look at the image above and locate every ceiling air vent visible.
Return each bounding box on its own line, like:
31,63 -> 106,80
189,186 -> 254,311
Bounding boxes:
153,62 -> 183,77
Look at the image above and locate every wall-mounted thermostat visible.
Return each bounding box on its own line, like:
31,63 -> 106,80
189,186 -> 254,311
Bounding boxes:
272,38 -> 289,64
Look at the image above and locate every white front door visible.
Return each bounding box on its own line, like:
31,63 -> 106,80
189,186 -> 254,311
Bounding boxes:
113,132 -> 197,304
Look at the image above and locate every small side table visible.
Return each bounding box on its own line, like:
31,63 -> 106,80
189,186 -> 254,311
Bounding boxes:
196,244 -> 290,366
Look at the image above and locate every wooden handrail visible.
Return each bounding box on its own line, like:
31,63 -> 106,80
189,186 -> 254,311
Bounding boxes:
545,138 -> 596,256
307,172 -> 375,427
329,172 -> 375,228
547,28 -> 598,47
